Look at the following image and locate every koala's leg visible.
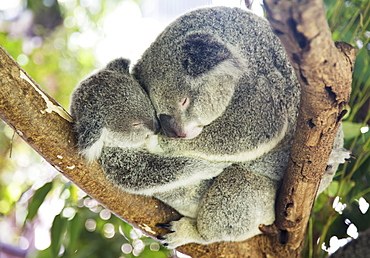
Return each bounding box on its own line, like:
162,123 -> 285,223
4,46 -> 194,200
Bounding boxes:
160,165 -> 279,248
197,165 -> 278,242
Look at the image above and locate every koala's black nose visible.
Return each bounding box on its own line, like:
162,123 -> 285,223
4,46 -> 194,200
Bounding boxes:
158,114 -> 185,138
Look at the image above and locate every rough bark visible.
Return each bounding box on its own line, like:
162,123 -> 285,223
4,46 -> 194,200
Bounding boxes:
0,0 -> 356,256
263,0 -> 357,256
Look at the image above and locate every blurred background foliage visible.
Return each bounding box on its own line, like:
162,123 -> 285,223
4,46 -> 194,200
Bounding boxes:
0,0 -> 369,257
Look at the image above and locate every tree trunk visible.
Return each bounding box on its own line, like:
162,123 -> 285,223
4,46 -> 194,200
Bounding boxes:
263,0 -> 356,256
0,0 -> 356,256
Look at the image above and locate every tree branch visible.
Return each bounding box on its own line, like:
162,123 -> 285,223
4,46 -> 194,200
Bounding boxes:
0,46 -> 268,257
0,45 -> 179,253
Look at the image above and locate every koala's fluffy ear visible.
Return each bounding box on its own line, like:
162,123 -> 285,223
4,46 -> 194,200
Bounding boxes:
181,32 -> 232,77
106,58 -> 131,74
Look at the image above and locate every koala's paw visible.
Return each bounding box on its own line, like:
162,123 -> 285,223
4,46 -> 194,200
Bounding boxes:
328,148 -> 352,166
319,148 -> 353,194
324,148 -> 352,177
156,217 -> 206,248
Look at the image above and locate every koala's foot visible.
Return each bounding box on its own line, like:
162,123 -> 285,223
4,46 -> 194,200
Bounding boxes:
325,148 -> 352,178
328,148 -> 352,166
318,148 -> 352,194
156,217 -> 208,248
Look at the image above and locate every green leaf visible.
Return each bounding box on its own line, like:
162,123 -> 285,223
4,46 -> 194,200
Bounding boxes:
342,121 -> 363,140
71,239 -> 102,258
363,135 -> 370,151
327,180 -> 339,197
140,248 -> 168,258
26,182 -> 53,222
338,180 -> 356,196
51,214 -> 68,256
35,246 -> 54,258
67,213 -> 83,254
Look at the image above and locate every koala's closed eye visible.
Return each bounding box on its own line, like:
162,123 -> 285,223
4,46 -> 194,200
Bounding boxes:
180,97 -> 189,107
132,122 -> 144,127
70,57 -> 158,161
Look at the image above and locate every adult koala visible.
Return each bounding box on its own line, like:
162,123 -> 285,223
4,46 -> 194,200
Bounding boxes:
133,6 -> 299,183
131,6 -> 349,247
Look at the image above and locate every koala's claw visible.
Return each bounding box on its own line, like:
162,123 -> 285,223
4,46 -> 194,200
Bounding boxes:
344,151 -> 356,162
156,223 -> 172,230
155,217 -> 208,248
328,148 -> 352,165
157,235 -> 166,240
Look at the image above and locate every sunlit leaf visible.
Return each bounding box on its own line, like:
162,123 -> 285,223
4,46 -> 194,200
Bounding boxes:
51,214 -> 68,256
327,181 -> 339,197
140,248 -> 168,258
26,182 -> 53,222
35,246 -> 54,258
338,180 -> 356,197
342,121 -> 363,140
363,135 -> 370,151
67,212 -> 83,254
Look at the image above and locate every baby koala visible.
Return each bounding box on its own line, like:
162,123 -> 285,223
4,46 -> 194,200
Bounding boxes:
70,58 -> 230,218
70,58 -> 159,162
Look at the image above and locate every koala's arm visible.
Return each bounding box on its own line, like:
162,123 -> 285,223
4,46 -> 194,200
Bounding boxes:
99,147 -> 230,196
